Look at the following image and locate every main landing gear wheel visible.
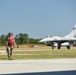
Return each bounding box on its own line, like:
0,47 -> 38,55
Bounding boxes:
67,46 -> 70,49
58,44 -> 61,49
58,46 -> 61,49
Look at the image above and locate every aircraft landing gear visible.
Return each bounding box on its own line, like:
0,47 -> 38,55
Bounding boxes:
52,42 -> 54,49
67,46 -> 70,49
52,45 -> 54,49
58,44 -> 61,50
58,46 -> 61,49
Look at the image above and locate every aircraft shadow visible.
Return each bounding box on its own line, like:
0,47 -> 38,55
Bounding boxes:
2,70 -> 76,75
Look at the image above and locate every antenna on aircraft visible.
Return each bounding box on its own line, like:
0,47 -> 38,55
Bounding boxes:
73,25 -> 76,29
47,35 -> 50,38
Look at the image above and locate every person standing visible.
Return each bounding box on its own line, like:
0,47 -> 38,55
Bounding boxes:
6,32 -> 16,60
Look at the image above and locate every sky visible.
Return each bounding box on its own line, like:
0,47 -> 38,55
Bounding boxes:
0,0 -> 76,38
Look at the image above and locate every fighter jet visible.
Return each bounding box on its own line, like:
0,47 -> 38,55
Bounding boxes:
39,25 -> 76,49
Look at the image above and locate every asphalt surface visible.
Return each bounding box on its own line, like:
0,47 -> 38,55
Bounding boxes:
0,58 -> 76,75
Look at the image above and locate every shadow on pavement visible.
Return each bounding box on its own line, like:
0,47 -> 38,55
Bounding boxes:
2,70 -> 76,75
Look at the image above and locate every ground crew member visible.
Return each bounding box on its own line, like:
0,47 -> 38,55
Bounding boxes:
6,32 -> 16,60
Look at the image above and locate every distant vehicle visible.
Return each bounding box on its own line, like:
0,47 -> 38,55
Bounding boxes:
39,25 -> 76,49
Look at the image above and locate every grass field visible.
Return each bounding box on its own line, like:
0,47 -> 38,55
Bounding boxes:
0,46 -> 76,60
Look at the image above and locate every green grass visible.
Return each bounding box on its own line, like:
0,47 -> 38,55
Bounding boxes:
0,47 -> 76,60
0,55 -> 7,60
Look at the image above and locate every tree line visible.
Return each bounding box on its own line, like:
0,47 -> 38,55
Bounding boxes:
0,33 -> 41,46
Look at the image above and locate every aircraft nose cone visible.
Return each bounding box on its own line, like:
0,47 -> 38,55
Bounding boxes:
39,38 -> 52,42
39,39 -> 44,42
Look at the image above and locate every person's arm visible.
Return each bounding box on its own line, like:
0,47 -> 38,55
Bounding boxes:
13,37 -> 16,48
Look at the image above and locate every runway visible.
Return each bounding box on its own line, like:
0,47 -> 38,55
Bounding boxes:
0,58 -> 76,75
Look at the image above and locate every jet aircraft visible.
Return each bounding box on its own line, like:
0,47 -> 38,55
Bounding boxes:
39,25 -> 76,49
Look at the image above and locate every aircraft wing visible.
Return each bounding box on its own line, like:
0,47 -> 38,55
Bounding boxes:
39,36 -> 76,42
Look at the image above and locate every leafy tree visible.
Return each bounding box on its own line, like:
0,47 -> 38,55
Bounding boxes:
28,38 -> 40,44
0,35 -> 6,45
0,33 -> 42,46
15,33 -> 28,44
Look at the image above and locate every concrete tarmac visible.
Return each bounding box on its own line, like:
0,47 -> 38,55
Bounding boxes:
0,58 -> 76,75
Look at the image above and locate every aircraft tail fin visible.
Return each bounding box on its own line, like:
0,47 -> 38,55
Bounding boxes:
66,25 -> 76,37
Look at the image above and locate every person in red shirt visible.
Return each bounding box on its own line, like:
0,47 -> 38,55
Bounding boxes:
6,32 -> 16,60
